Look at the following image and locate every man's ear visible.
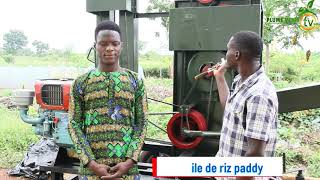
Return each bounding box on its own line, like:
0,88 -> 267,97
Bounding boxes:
93,42 -> 96,49
235,51 -> 240,60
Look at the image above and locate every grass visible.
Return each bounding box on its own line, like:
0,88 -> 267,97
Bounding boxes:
0,52 -> 172,70
144,77 -> 173,90
0,54 -> 92,67
147,97 -> 173,140
0,106 -> 39,168
144,77 -> 173,140
307,151 -> 320,177
276,126 -> 320,177
0,77 -> 174,169
0,76 -> 320,177
140,52 -> 172,70
1,50 -> 320,177
267,50 -> 320,88
0,89 -> 12,97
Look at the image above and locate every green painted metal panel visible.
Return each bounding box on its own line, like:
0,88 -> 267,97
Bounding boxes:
169,5 -> 261,50
173,51 -> 233,121
86,0 -> 132,12
277,83 -> 320,113
186,52 -> 233,92
119,11 -> 138,72
171,2 -> 262,155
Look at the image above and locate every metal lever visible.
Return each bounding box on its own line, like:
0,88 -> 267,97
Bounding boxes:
183,130 -> 220,137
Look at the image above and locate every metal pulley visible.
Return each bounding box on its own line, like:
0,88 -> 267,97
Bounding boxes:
167,109 -> 207,149
198,0 -> 214,4
198,0 -> 220,5
187,52 -> 228,92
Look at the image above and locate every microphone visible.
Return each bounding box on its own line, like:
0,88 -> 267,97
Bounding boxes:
194,58 -> 226,80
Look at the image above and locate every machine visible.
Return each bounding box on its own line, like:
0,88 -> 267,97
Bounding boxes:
12,0 -> 320,179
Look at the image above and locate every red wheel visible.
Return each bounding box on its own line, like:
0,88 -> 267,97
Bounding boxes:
167,110 -> 207,149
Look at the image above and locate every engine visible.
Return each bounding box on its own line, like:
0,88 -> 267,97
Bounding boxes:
13,79 -> 74,147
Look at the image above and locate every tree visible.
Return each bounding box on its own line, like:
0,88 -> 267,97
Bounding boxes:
262,0 -> 320,73
32,40 -> 49,56
146,0 -> 174,32
138,41 -> 146,54
3,30 -> 28,55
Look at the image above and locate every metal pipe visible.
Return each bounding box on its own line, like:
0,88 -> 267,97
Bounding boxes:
147,112 -> 178,116
19,109 -> 44,125
147,97 -> 180,107
147,120 -> 167,134
183,130 -> 220,137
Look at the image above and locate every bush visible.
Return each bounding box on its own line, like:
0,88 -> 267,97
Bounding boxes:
2,54 -> 14,63
283,67 -> 299,82
140,51 -> 172,78
144,67 -> 170,78
279,108 -> 320,128
268,50 -> 320,85
307,151 -> 320,177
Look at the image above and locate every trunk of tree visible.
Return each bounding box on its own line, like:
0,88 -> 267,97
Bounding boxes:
265,43 -> 270,74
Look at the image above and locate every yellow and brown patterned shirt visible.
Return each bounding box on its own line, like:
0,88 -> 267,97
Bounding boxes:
68,68 -> 147,179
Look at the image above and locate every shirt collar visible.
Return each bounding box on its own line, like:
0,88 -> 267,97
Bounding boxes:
234,65 -> 264,88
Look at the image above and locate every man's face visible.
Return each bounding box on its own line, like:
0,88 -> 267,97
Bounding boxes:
225,37 -> 239,70
96,30 -> 122,66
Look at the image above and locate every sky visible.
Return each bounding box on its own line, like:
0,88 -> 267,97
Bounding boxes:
0,0 -> 169,54
0,0 -> 319,54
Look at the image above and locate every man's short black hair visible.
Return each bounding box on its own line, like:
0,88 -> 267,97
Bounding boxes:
95,20 -> 121,41
232,31 -> 263,59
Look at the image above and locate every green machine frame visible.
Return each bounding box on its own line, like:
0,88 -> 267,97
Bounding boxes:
86,0 -> 320,157
169,0 -> 263,156
86,0 -> 264,157
33,0 -> 320,179
86,0 -> 139,71
86,0 -> 170,72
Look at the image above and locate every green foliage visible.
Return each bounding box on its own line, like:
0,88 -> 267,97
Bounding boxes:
268,50 -> 320,89
279,109 -> 320,128
3,30 -> 28,55
276,125 -> 320,177
144,68 -> 170,78
147,99 -> 172,140
307,151 -> 320,177
263,0 -> 319,47
138,41 -> 146,54
140,51 -> 172,78
144,77 -> 173,93
0,89 -> 12,97
144,78 -> 173,139
1,54 -> 14,64
0,53 -> 92,67
32,40 -> 49,56
146,0 -> 174,32
283,67 -> 299,82
18,48 -> 34,56
0,106 -> 39,168
0,49 -> 171,72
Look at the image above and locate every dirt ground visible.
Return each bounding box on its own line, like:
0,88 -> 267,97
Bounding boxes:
0,169 -> 28,180
0,169 -> 79,180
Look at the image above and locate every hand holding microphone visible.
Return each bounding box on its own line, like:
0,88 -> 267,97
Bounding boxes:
194,58 -> 227,80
